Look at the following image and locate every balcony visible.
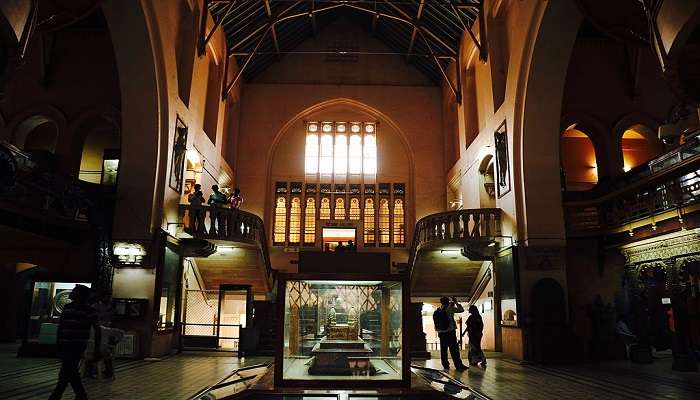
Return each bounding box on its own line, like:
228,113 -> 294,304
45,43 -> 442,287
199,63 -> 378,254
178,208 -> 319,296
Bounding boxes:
408,208 -> 503,297
0,141 -> 103,234
564,134 -> 700,236
178,204 -> 273,291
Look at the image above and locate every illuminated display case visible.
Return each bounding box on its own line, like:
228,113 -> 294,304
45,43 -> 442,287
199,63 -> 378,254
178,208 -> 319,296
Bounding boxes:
275,274 -> 409,388
27,281 -> 92,343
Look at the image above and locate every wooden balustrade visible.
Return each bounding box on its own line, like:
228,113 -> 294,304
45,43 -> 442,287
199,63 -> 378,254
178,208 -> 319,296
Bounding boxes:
565,166 -> 700,234
408,208 -> 502,274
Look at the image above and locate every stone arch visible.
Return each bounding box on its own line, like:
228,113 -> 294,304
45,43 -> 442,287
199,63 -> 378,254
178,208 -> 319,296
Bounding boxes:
513,0 -> 583,241
478,154 -> 496,208
613,113 -> 664,171
8,105 -> 66,153
102,0 -> 169,237
69,105 -> 122,177
265,97 -> 416,238
560,112 -> 610,182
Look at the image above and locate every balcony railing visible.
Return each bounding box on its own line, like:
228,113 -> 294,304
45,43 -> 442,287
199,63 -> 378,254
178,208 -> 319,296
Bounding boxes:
565,154 -> 700,235
408,208 -> 502,273
178,204 -> 274,287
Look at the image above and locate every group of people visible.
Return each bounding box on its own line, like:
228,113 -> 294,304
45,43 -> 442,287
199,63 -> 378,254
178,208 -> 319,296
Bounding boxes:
188,184 -> 243,209
433,296 -> 487,371
335,240 -> 357,252
187,185 -> 244,235
49,285 -> 122,400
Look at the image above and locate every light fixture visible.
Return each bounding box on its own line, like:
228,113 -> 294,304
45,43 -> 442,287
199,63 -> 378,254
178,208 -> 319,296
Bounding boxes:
351,124 -> 360,133
365,124 -> 375,133
440,249 -> 461,254
308,123 -> 318,132
623,166 -> 631,172
337,124 -> 346,133
186,149 -> 200,165
323,124 -> 332,132
217,245 -> 235,254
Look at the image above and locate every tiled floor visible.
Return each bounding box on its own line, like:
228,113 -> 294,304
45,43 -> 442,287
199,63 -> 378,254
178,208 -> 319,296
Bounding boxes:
416,352 -> 700,400
0,345 -> 268,400
2,344 -> 700,399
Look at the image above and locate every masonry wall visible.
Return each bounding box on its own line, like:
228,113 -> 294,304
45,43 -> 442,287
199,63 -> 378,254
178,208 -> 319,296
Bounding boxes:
236,19 -> 445,271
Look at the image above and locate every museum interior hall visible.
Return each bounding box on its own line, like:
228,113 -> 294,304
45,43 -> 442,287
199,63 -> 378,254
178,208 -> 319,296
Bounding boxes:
2,0 -> 700,399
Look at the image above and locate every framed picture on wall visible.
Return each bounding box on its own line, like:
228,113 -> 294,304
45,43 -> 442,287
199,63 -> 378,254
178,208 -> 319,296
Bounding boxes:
494,121 -> 511,198
169,118 -> 188,193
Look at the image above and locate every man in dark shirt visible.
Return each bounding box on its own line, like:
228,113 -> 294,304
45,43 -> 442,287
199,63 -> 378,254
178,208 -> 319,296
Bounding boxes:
49,285 -> 101,400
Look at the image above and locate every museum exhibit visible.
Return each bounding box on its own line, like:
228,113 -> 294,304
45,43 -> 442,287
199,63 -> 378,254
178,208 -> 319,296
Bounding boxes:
1,0 -> 700,399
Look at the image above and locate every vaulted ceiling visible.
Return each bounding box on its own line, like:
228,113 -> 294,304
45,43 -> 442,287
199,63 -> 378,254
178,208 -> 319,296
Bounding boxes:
208,0 -> 482,83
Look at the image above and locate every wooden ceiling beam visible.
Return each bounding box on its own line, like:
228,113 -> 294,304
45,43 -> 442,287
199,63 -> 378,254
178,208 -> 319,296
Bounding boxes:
262,0 -> 281,57
406,0 -> 425,62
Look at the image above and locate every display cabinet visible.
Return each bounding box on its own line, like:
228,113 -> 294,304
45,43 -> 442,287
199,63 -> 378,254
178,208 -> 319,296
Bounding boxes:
275,273 -> 409,388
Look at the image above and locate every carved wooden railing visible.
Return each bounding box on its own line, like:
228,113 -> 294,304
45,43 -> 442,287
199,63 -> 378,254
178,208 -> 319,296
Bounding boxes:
178,204 -> 274,287
565,148 -> 700,235
408,208 -> 502,274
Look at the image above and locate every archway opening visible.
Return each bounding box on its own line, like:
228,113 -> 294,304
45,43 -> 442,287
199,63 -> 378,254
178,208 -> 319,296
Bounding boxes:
560,128 -> 598,191
478,155 -> 497,208
78,121 -> 120,185
15,116 -> 59,154
621,125 -> 660,171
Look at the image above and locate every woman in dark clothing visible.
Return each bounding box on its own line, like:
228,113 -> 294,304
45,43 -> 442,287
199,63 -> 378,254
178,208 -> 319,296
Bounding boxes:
466,305 -> 487,367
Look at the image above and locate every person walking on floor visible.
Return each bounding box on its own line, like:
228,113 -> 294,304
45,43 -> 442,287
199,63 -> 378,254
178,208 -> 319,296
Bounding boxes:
49,285 -> 101,400
466,304 -> 487,367
433,296 -> 468,370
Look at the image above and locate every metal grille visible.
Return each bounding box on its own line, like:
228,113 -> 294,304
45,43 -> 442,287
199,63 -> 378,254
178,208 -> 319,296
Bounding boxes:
183,289 -> 219,336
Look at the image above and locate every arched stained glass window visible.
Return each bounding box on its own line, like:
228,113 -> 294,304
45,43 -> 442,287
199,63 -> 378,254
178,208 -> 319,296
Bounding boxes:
289,197 -> 301,244
334,198 -> 346,220
274,197 -> 287,244
364,198 -> 375,245
393,198 -> 405,246
378,198 -> 390,245
320,197 -> 331,220
349,198 -> 360,220
304,198 -> 316,245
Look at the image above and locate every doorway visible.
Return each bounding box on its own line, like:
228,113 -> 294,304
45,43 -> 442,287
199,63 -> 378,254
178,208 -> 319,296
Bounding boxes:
322,227 -> 356,251
182,285 -> 251,352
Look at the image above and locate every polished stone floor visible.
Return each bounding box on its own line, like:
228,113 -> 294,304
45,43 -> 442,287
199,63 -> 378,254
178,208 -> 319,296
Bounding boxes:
2,344 -> 699,399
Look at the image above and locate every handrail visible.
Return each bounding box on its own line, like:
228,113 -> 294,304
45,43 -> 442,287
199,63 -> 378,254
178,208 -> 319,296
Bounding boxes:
563,133 -> 700,234
178,204 -> 274,291
408,208 -> 502,277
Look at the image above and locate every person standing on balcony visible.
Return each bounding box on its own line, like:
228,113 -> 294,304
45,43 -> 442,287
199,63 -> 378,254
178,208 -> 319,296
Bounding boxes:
466,305 -> 487,367
208,185 -> 228,235
230,188 -> 243,209
49,285 -> 101,400
433,296 -> 468,371
188,184 -> 205,233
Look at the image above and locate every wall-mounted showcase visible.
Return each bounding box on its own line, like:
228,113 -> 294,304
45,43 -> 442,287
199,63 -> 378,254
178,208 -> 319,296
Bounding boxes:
275,274 -> 409,388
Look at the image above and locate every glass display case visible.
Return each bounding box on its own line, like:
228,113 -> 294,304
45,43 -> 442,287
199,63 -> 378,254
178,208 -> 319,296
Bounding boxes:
276,274 -> 408,387
27,281 -> 91,343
